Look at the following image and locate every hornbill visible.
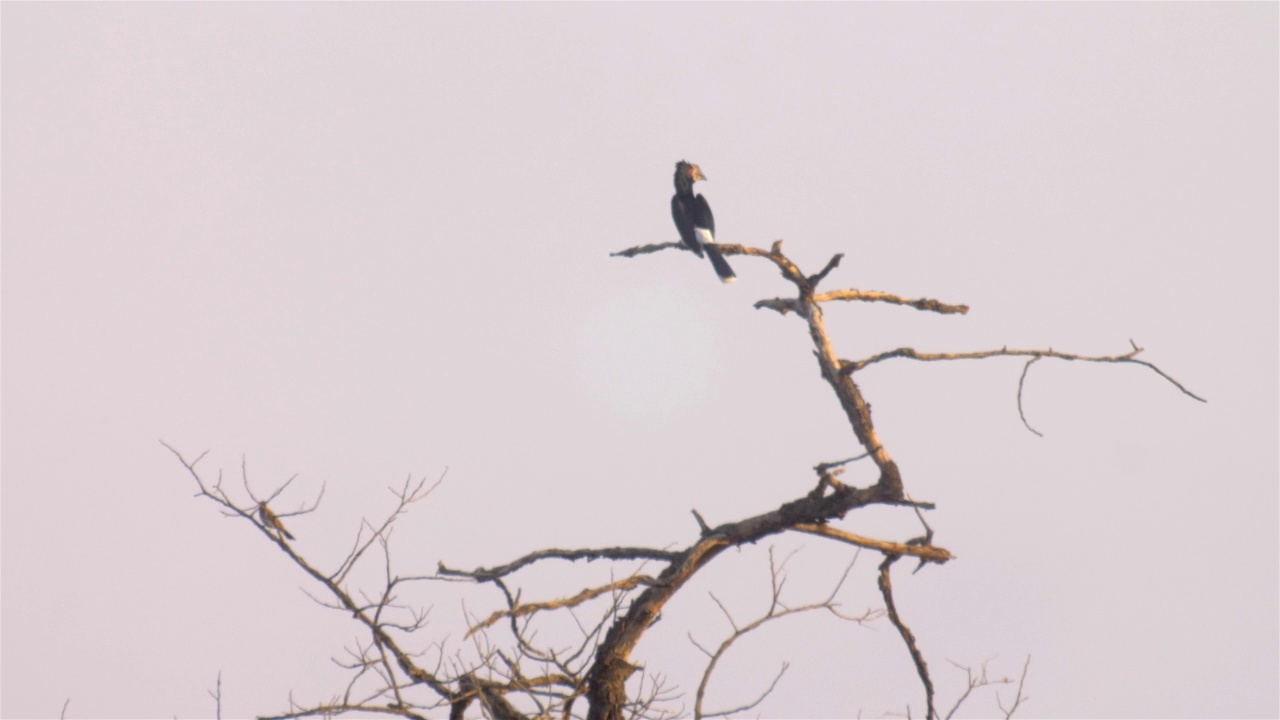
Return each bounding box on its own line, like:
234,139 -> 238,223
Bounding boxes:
672,160 -> 736,283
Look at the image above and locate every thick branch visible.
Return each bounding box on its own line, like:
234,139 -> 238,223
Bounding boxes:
585,479 -> 900,720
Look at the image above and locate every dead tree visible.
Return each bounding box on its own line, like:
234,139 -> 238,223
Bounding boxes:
168,239 -> 1201,720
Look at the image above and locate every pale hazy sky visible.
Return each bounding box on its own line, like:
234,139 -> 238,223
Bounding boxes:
2,3 -> 1276,719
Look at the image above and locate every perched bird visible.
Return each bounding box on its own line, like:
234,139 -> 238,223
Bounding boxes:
258,502 -> 295,541
671,160 -> 736,283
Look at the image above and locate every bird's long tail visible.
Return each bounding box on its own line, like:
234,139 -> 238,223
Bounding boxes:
705,244 -> 736,283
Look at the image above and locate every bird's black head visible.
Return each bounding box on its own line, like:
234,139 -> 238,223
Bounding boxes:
674,160 -> 706,193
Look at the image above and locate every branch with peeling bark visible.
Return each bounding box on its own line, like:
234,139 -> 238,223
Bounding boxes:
602,237 -> 1200,719
580,239 -> 964,719
757,288 -> 969,316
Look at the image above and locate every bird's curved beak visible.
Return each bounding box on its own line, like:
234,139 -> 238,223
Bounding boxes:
692,166 -> 707,181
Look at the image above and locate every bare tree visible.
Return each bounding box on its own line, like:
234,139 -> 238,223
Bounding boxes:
168,238 -> 1201,719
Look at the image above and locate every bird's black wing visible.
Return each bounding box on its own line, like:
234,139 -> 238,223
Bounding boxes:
694,194 -> 735,282
693,194 -> 715,239
671,195 -> 705,257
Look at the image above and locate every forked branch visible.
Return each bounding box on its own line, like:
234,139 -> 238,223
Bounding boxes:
843,342 -> 1204,436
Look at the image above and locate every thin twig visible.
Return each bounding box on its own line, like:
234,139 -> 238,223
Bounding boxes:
692,550 -> 875,719
1017,357 -> 1044,437
465,575 -> 657,638
879,555 -> 934,720
164,443 -> 458,706
998,656 -> 1032,719
814,454 -> 870,474
807,253 -> 845,288
207,670 -> 222,720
